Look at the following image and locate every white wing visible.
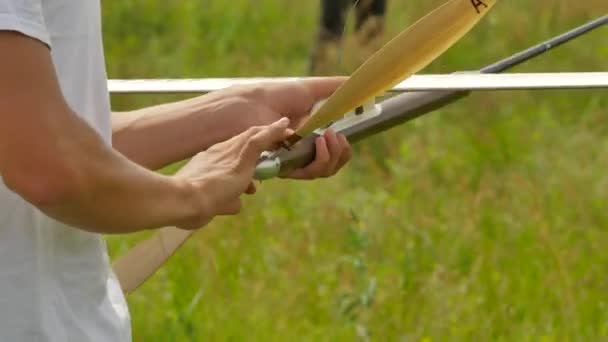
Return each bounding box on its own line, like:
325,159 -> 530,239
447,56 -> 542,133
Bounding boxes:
107,72 -> 608,94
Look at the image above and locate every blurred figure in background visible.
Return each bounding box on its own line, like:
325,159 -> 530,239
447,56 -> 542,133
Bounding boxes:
311,0 -> 387,75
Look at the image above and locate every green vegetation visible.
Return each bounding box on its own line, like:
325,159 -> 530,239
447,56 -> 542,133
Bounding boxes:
103,0 -> 608,340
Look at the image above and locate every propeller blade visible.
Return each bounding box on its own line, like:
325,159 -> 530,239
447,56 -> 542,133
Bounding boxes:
286,0 -> 498,145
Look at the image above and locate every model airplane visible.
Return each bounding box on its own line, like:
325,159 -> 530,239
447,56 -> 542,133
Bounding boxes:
110,0 -> 607,295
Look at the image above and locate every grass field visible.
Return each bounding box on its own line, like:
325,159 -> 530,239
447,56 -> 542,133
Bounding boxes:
103,1 -> 608,340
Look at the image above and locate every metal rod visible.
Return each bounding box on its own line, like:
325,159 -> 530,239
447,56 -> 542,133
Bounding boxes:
482,15 -> 607,73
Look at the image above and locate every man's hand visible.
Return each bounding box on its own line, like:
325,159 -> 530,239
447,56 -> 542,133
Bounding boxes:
113,78 -> 353,178
174,118 -> 292,230
204,78 -> 353,179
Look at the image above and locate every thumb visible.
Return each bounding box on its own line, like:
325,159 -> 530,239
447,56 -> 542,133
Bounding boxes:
240,117 -> 292,167
302,76 -> 348,102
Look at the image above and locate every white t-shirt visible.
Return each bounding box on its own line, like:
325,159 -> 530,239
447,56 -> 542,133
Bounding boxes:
0,1 -> 131,341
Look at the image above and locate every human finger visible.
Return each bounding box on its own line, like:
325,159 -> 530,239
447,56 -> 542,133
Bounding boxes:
271,77 -> 348,119
322,129 -> 342,175
335,133 -> 353,171
301,77 -> 348,102
239,117 -> 291,167
245,181 -> 257,194
285,135 -> 331,180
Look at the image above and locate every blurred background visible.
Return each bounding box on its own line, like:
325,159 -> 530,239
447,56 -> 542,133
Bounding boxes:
104,1 -> 608,340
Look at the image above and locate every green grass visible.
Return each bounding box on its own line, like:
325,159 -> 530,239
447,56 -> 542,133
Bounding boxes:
103,0 -> 608,340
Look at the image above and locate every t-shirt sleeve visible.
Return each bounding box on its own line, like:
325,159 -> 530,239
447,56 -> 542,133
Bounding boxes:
0,0 -> 50,46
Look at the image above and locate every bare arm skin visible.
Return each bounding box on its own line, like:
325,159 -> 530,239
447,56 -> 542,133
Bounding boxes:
111,79 -> 352,178
0,32 -> 289,234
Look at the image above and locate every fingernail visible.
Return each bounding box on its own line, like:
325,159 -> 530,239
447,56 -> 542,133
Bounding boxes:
277,117 -> 290,127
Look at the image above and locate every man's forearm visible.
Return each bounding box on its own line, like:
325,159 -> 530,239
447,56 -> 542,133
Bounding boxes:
4,107 -> 203,234
39,121 -> 202,234
112,93 -> 256,170
0,31 -> 206,234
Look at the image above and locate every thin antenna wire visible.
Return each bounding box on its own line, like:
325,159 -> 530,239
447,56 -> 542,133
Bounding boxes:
482,15 -> 607,73
336,0 -> 363,71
